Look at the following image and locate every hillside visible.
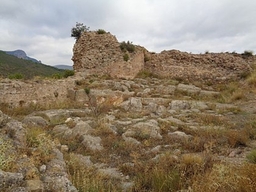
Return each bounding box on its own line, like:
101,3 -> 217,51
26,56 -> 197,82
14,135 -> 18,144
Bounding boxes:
54,64 -> 73,70
5,49 -> 40,63
0,51 -> 64,79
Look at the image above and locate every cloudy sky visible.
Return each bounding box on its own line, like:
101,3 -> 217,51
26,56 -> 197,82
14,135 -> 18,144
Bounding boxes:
1,0 -> 256,66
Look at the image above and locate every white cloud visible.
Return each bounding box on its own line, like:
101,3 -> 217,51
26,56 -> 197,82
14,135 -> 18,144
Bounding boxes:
27,36 -> 74,65
0,0 -> 256,66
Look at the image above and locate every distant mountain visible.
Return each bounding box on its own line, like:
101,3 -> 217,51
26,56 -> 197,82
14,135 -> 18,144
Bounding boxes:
0,51 -> 64,79
5,50 -> 40,63
54,65 -> 73,70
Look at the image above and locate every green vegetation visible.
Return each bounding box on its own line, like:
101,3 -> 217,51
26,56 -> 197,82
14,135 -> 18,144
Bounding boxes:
123,53 -> 129,61
63,69 -> 75,78
136,70 -> 159,78
247,150 -> 256,164
0,137 -> 15,171
120,41 -> 135,53
26,127 -> 54,166
66,153 -> 121,192
97,29 -> 107,34
71,22 -> 90,40
8,73 -> 24,79
0,51 -> 64,79
242,50 -> 254,57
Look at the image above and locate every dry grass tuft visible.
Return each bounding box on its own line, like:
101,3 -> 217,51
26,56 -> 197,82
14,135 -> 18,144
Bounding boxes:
226,129 -> 249,147
191,163 -> 256,192
66,153 -> 121,192
0,137 -> 16,171
246,149 -> 256,164
0,100 -> 83,119
26,127 -> 55,166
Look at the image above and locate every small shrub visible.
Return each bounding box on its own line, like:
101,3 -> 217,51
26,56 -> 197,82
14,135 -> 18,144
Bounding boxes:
66,153 -> 121,192
84,87 -> 90,95
97,29 -> 107,34
52,73 -> 62,79
123,53 -> 129,61
71,22 -> 90,40
120,41 -> 135,53
133,154 -> 180,192
242,50 -> 254,57
246,149 -> 256,163
226,129 -> 249,147
84,87 -> 101,117
8,73 -> 24,79
26,128 -> 54,165
230,90 -> 245,101
63,70 -> 75,78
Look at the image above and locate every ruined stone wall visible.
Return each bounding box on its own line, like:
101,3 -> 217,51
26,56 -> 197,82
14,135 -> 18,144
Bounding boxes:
72,32 -> 123,70
145,50 -> 254,82
72,31 -> 145,79
0,78 -> 76,107
72,31 -> 254,82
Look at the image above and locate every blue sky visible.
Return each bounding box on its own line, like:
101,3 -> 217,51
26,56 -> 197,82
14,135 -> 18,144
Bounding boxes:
0,0 -> 255,66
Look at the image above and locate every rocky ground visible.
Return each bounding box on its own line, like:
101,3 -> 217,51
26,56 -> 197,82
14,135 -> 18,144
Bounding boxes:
0,71 -> 256,191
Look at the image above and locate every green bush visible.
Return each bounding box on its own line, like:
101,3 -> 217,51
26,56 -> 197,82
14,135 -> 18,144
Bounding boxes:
8,73 -> 24,79
242,50 -> 254,57
97,29 -> 107,34
63,70 -> 75,78
52,73 -> 63,79
123,53 -> 129,61
120,41 -> 135,53
71,22 -> 90,40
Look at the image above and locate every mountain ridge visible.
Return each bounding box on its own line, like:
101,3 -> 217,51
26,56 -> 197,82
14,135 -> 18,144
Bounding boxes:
0,51 -> 64,78
54,65 -> 73,70
4,49 -> 40,63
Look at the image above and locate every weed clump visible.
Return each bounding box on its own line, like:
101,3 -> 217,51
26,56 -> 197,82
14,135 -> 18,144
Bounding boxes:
26,127 -> 55,166
242,50 -> 254,57
63,70 -> 75,78
120,41 -> 135,53
123,53 -> 129,61
8,73 -> 24,79
247,149 -> 256,164
96,29 -> 107,34
0,137 -> 16,171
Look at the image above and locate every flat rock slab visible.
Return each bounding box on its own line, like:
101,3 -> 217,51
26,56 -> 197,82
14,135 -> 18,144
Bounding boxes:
177,84 -> 201,94
124,119 -> 162,140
